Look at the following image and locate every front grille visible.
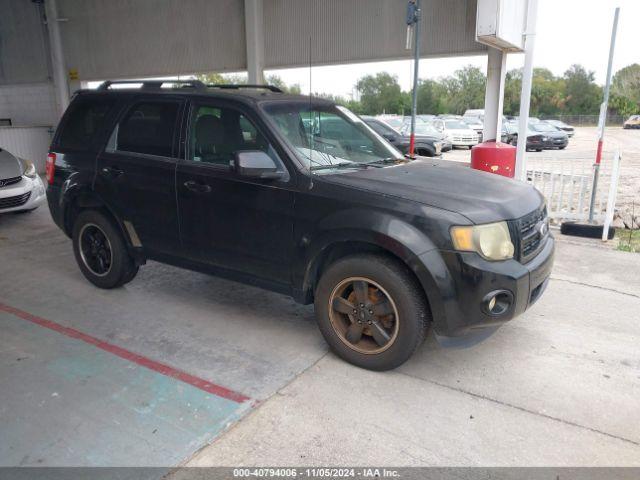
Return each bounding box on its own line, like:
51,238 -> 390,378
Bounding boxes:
511,206 -> 549,263
0,191 -> 31,209
453,136 -> 476,142
0,176 -> 22,188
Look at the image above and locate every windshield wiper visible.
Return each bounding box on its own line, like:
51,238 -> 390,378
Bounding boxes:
361,157 -> 407,167
310,162 -> 375,171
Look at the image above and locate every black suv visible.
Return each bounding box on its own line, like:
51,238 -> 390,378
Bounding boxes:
47,80 -> 554,371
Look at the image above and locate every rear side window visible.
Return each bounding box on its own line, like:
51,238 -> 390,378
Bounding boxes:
58,97 -> 116,150
108,101 -> 180,158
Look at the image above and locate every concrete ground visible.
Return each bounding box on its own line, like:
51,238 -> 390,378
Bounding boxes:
1,201 -> 639,468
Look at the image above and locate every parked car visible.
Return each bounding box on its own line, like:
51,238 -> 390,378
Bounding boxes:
429,118 -> 479,148
462,116 -> 484,142
463,109 -> 484,118
362,116 -> 444,157
529,122 -> 569,149
501,123 -> 517,144
504,124 -> 544,152
404,121 -> 453,152
47,80 -> 553,371
623,115 -> 640,129
0,148 -> 46,214
543,119 -> 575,137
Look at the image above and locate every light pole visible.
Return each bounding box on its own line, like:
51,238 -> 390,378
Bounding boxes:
406,0 -> 421,158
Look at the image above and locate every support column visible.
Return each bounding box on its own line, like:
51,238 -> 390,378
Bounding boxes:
482,47 -> 507,142
244,0 -> 265,84
45,0 -> 69,117
515,0 -> 539,181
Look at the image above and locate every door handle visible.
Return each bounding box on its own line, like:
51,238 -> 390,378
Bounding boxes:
183,180 -> 212,194
101,166 -> 124,177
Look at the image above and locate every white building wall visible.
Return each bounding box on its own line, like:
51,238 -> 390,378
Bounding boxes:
0,83 -> 58,127
0,126 -> 54,171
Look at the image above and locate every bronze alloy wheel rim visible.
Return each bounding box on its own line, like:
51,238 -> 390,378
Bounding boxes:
328,277 -> 400,355
79,223 -> 113,277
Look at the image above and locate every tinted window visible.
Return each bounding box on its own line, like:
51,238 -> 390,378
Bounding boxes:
58,97 -> 115,150
110,101 -> 180,157
189,104 -> 281,168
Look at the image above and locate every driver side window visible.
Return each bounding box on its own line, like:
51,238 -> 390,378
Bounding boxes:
188,104 -> 281,170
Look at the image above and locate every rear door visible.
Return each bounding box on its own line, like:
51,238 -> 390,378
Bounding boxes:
176,99 -> 295,287
95,96 -> 185,255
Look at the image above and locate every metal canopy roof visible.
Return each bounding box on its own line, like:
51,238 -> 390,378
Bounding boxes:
0,0 -> 485,85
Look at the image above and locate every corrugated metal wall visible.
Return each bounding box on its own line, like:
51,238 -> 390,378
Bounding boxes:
264,0 -> 484,69
0,0 -> 50,84
0,127 -> 54,171
57,0 -> 248,81
1,0 -> 484,83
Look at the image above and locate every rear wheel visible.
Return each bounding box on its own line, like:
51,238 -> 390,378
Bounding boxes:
314,254 -> 430,371
72,210 -> 138,289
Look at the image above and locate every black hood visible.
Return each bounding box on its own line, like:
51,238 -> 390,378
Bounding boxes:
320,159 -> 544,224
0,149 -> 23,180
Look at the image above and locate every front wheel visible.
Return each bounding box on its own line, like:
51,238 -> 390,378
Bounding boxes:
314,254 -> 431,371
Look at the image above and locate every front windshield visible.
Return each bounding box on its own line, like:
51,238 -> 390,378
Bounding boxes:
531,123 -> 558,132
263,103 -> 402,171
445,120 -> 468,130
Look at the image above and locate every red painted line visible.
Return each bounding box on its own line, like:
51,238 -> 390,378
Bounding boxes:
0,302 -> 251,404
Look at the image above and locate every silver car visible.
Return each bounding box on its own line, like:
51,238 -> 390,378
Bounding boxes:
0,148 -> 46,213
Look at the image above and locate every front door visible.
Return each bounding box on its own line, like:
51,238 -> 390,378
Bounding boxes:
176,101 -> 295,288
95,97 -> 185,255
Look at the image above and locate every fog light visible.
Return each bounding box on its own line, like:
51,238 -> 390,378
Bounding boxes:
483,290 -> 514,316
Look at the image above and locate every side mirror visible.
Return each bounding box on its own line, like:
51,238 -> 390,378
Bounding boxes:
234,151 -> 284,180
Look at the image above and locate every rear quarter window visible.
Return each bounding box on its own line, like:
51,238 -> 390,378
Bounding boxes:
57,97 -> 116,150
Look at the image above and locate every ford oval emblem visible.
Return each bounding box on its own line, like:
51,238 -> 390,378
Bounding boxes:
537,220 -> 548,237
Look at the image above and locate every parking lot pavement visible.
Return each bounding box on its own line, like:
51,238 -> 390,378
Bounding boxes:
184,234 -> 640,467
0,206 -> 326,466
2,205 -> 640,468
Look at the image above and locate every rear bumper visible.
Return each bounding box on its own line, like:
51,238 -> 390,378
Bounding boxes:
0,176 -> 46,213
415,236 -> 554,345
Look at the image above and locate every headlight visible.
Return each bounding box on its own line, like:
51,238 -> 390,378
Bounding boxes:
542,136 -> 549,141
450,221 -> 515,261
23,161 -> 37,179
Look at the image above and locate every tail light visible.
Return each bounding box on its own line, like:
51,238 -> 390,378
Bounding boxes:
46,153 -> 56,185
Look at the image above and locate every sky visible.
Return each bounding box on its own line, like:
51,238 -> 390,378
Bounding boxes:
264,0 -> 640,98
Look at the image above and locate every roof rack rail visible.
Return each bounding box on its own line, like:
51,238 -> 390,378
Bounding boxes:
207,84 -> 283,93
96,80 -> 206,91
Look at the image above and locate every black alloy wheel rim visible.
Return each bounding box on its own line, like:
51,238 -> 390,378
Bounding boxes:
328,277 -> 399,354
79,223 -> 113,277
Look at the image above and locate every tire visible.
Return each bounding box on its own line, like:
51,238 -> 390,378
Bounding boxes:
314,253 -> 431,371
560,221 -> 615,240
559,146 -> 566,150
536,149 -> 543,152
72,210 -> 139,289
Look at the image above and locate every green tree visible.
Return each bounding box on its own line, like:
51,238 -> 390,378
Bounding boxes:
356,73 -> 406,115
503,69 -> 522,115
610,93 -> 640,117
265,74 -> 302,94
416,79 -> 447,114
436,66 -> 486,114
563,64 -> 602,115
611,63 -> 640,106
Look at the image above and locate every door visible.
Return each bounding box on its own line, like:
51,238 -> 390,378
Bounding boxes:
176,101 -> 295,287
95,97 -> 184,255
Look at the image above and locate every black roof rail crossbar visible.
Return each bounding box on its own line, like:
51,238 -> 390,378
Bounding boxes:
207,84 -> 283,93
97,80 -> 206,91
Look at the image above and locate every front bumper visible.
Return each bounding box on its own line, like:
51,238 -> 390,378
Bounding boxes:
0,176 -> 46,213
416,235 -> 555,346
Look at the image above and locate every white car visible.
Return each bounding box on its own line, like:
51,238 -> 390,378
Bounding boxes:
0,148 -> 46,213
430,119 -> 479,148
